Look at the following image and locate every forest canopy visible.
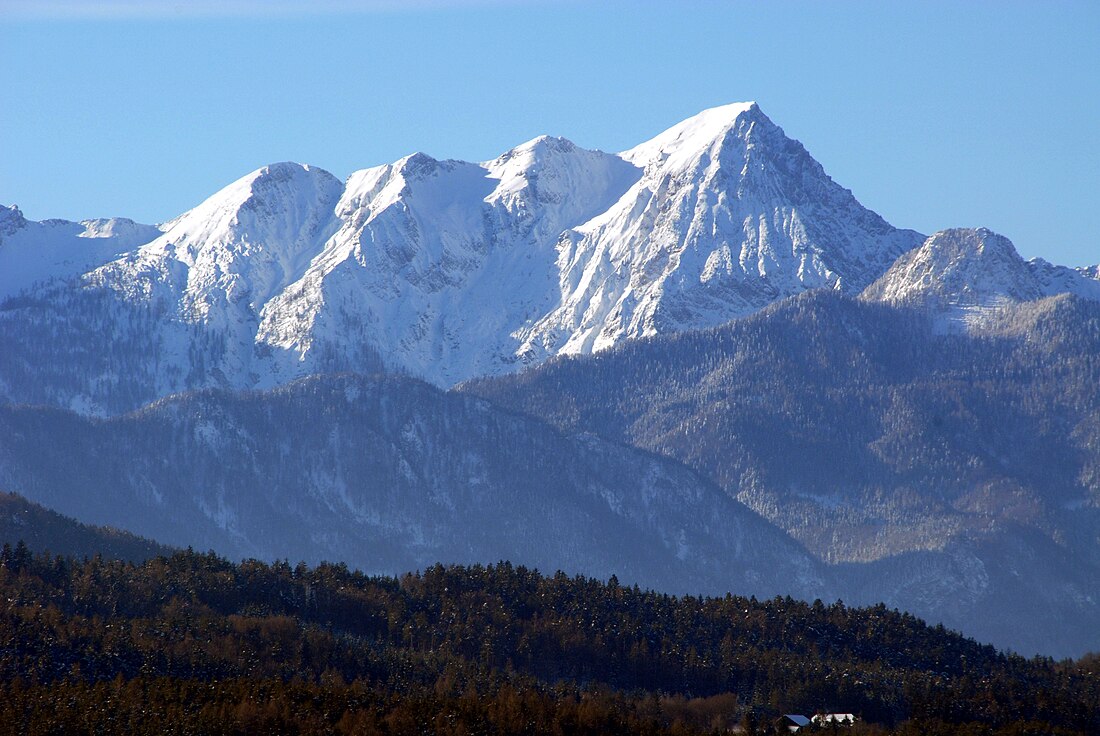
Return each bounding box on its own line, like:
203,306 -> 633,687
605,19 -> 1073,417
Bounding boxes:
1,543 -> 1097,735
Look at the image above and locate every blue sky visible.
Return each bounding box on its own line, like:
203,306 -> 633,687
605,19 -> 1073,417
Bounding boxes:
1,0 -> 1098,265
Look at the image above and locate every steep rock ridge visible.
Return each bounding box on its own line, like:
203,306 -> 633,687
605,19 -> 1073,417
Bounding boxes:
88,162 -> 346,387
1028,256 -> 1100,302
2,103 -> 929,409
256,141 -> 640,385
518,102 -> 924,357
862,227 -> 1100,330
0,204 -> 161,301
0,374 -> 826,600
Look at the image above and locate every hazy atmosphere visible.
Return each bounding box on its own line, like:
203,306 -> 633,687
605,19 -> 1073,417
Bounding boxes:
3,3 -> 1100,733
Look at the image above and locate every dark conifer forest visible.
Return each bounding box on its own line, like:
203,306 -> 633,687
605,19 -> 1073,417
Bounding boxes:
1,543 -> 1097,735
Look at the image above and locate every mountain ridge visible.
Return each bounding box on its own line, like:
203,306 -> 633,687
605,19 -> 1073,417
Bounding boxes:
0,371 -> 828,602
2,102 -> 926,413
460,288 -> 1100,656
4,106 -> 1100,658
862,227 -> 1100,331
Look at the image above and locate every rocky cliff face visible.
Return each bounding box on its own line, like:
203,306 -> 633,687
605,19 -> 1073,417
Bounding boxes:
861,227 -> 1100,331
521,102 -> 922,358
1,103 -> 923,412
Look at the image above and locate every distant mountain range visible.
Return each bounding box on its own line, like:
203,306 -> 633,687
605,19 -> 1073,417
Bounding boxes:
1,102 -> 929,413
0,374 -> 825,601
462,287 -> 1100,656
2,103 -> 1097,657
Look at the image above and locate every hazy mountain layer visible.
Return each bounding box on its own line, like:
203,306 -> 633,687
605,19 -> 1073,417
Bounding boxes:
462,288 -> 1100,656
0,373 -> 825,601
0,491 -> 172,563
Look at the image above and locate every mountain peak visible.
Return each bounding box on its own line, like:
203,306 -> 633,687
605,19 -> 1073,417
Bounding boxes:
485,135 -> 584,176
0,204 -> 27,235
863,228 -> 1100,326
513,134 -> 577,154
861,228 -> 1042,309
522,100 -> 922,356
394,151 -> 442,179
619,101 -> 761,167
158,162 -> 340,230
257,161 -> 316,177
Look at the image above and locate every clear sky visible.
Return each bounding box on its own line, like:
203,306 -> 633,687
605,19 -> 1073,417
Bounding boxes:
1,0 -> 1098,265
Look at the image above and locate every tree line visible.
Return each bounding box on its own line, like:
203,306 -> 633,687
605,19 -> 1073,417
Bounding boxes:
1,543 -> 1097,734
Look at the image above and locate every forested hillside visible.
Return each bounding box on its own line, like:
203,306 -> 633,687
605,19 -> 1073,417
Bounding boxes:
462,290 -> 1100,656
1,546 -> 1097,735
0,373 -> 824,602
0,492 -> 171,563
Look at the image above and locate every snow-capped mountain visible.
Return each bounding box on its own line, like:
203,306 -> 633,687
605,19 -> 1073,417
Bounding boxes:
519,102 -> 923,357
1,103 -> 924,411
254,139 -> 640,385
861,227 -> 1100,329
87,162 -> 347,388
0,204 -> 161,301
5,105 -> 1100,657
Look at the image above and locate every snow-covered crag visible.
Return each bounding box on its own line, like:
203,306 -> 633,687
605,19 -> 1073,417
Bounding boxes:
87,162 -> 348,390
520,102 -> 923,357
254,140 -> 640,384
861,227 -> 1100,330
0,205 -> 162,301
1,103 -> 924,412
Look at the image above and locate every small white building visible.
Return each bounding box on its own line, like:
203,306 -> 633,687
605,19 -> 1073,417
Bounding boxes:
813,713 -> 857,726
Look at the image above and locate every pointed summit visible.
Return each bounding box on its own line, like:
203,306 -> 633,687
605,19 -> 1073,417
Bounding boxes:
863,228 -> 1042,308
484,134 -> 639,224
620,101 -> 760,168
90,161 -> 343,339
495,134 -> 578,160
520,102 -> 924,356
155,162 -> 341,243
863,228 -> 1100,327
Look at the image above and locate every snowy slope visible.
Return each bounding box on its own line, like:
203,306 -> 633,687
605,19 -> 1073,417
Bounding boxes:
18,103 -> 1099,413
85,162 -> 345,388
517,102 -> 924,358
862,228 -> 1100,330
0,205 -> 161,301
